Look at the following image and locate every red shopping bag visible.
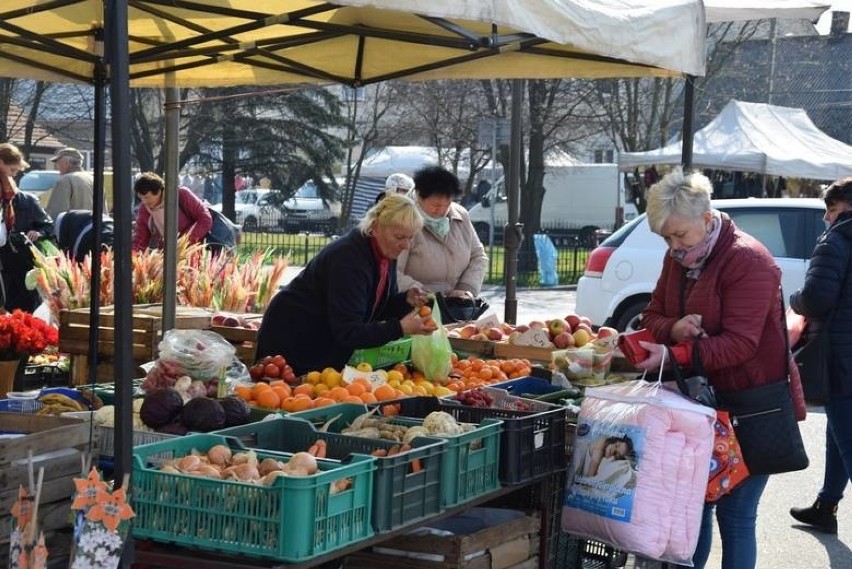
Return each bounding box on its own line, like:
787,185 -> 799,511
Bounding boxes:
706,410 -> 750,503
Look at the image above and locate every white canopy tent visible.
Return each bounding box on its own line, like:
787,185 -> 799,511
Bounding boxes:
618,100 -> 852,181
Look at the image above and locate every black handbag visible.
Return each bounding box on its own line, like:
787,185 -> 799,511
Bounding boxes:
793,316 -> 833,404
434,292 -> 489,323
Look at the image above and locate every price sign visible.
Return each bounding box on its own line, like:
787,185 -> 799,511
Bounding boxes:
342,366 -> 388,389
475,313 -> 501,330
512,327 -> 553,348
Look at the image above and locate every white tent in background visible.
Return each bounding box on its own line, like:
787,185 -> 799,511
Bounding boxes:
618,100 -> 852,181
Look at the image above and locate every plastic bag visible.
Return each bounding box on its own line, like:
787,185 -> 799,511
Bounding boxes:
410,301 -> 452,382
157,329 -> 237,381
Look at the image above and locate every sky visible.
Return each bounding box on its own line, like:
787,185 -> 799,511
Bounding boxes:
816,3 -> 852,33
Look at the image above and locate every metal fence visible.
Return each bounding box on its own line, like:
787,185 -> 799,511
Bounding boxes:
237,229 -> 595,288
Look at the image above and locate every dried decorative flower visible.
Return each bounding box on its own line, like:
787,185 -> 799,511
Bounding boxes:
85,487 -> 134,532
72,467 -> 108,511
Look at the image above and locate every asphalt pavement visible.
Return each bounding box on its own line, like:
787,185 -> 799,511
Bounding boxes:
281,267 -> 852,567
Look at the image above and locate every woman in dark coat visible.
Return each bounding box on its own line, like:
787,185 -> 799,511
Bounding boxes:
256,194 -> 433,376
789,177 -> 852,534
0,143 -> 53,312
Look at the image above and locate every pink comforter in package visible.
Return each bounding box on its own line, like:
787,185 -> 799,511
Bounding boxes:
561,380 -> 715,565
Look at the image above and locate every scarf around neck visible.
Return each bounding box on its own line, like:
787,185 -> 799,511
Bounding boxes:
1,176 -> 17,234
671,209 -> 722,279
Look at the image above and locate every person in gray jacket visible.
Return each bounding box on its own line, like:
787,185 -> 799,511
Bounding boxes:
397,166 -> 487,305
45,147 -> 102,219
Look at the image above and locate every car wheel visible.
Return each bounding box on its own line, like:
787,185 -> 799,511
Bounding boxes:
614,297 -> 650,333
243,217 -> 258,232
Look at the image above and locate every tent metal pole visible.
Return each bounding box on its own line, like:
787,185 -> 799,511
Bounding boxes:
106,0 -> 133,495
87,38 -> 106,390
503,79 -> 523,324
163,86 -> 180,331
681,75 -> 695,170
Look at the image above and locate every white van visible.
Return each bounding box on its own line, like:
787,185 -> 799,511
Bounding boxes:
468,163 -> 637,244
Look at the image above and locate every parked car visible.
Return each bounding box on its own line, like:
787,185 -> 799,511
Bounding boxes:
281,178 -> 342,236
575,198 -> 827,331
211,189 -> 284,232
18,169 -> 61,207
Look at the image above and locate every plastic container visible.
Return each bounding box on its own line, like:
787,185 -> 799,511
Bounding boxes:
214,415 -> 447,531
0,387 -> 89,413
293,403 -> 501,507
348,337 -> 412,369
488,377 -> 579,403
131,433 -> 375,562
387,396 -> 565,487
551,347 -> 595,379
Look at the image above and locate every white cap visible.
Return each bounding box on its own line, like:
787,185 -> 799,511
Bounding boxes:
384,173 -> 415,194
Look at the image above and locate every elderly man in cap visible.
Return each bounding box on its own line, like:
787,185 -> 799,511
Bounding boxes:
45,147 -> 99,220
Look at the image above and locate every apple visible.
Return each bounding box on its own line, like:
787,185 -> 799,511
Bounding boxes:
222,315 -> 242,327
459,324 -> 478,339
485,327 -> 504,341
547,319 -> 565,339
553,331 -> 575,349
249,364 -> 265,381
264,363 -> 281,378
529,320 -> 546,330
572,329 -> 591,347
579,316 -> 593,327
211,313 -> 227,326
501,322 -> 515,335
597,326 -> 618,339
448,330 -> 461,338
515,324 -> 530,333
575,323 -> 594,335
565,313 -> 581,330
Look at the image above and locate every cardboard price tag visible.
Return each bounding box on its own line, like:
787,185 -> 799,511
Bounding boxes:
512,327 -> 553,348
474,313 -> 501,330
342,366 -> 388,388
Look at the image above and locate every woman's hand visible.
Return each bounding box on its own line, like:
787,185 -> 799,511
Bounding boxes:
634,341 -> 667,371
671,313 -> 707,343
405,286 -> 429,308
25,230 -> 41,243
400,310 -> 434,336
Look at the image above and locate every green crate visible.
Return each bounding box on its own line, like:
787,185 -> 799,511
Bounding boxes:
131,433 -> 375,562
348,337 -> 412,368
215,416 -> 447,532
292,403 -> 502,508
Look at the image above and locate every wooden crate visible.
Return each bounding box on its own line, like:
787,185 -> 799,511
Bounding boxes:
0,414 -> 98,542
209,314 -> 263,366
344,509 -> 540,569
58,304 -> 214,385
493,343 -> 555,363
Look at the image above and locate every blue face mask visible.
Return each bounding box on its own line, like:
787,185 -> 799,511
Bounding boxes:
419,208 -> 450,238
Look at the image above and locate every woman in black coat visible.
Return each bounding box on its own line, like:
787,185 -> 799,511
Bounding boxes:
256,194 -> 433,376
789,177 -> 852,534
0,143 -> 53,312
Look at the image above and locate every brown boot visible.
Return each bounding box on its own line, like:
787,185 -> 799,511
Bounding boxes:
790,499 -> 838,534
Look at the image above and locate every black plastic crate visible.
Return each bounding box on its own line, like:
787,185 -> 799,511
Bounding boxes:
214,415 -> 447,532
22,364 -> 68,389
379,396 -> 566,486
556,534 -> 628,569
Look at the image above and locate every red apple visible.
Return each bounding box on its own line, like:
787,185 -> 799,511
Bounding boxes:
553,331 -> 575,349
211,313 -> 227,326
579,316 -> 593,327
485,327 -> 504,341
515,324 -> 530,333
529,320 -> 546,330
264,363 -> 281,378
470,333 -> 489,341
547,319 -> 565,339
597,326 -> 618,339
249,364 -> 265,381
565,313 -> 581,330
459,324 -> 478,339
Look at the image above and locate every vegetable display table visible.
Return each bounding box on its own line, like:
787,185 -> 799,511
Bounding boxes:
133,470 -> 565,569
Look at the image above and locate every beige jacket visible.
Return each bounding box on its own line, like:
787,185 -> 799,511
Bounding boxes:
45,170 -> 100,220
397,202 -> 487,295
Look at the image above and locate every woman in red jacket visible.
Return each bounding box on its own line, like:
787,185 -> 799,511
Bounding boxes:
633,168 -> 786,569
132,172 -> 212,251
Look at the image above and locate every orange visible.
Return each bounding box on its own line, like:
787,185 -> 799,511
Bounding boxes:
381,403 -> 400,416
359,392 -> 378,404
293,384 -> 314,398
256,389 -> 281,410
269,379 -> 285,387
234,385 -> 252,402
280,396 -> 297,412
373,384 -> 397,401
271,385 -> 291,400
343,395 -> 364,404
328,386 -> 350,402
290,396 -> 314,412
251,382 -> 272,399
450,352 -> 459,365
313,397 -> 336,408
352,378 -> 373,392
346,382 -> 366,397
305,371 -> 322,385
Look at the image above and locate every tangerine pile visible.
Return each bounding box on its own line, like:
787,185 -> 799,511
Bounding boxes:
447,354 -> 533,391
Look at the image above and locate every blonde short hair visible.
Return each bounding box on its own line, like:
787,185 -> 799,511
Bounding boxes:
359,193 -> 423,235
646,167 -> 712,234
0,143 -> 30,170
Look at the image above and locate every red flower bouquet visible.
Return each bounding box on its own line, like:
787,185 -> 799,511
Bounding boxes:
0,310 -> 58,361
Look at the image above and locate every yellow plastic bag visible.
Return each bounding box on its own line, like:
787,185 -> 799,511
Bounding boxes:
410,301 -> 452,382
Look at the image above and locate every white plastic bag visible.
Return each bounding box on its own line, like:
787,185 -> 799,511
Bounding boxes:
157,329 -> 236,380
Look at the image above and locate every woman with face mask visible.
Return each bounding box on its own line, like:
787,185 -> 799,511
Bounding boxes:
396,166 -> 487,320
632,167 -> 788,569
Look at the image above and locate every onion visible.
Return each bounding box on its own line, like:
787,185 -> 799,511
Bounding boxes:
287,452 -> 318,475
207,445 -> 233,467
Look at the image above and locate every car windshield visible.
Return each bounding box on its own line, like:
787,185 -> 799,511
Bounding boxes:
600,213 -> 645,247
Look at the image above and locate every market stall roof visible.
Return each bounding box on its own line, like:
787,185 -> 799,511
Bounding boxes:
0,0 -> 713,87
617,99 -> 852,181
